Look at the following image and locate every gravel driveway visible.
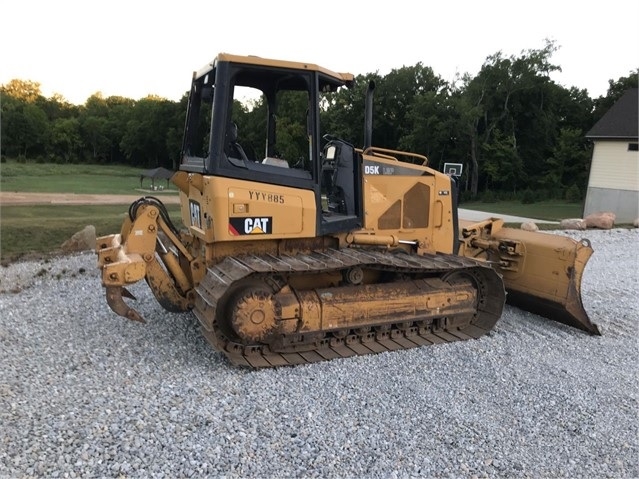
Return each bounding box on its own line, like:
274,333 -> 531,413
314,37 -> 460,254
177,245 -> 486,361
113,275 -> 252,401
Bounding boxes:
0,229 -> 637,478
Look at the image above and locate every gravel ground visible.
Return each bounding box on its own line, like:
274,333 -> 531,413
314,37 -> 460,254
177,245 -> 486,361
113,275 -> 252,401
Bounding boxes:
0,229 -> 637,478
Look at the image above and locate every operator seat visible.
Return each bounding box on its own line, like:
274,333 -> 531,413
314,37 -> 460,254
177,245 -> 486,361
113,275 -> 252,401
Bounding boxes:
327,140 -> 356,216
225,122 -> 249,162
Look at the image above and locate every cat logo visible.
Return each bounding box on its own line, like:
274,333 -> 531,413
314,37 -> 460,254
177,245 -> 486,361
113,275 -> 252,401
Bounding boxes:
228,217 -> 273,235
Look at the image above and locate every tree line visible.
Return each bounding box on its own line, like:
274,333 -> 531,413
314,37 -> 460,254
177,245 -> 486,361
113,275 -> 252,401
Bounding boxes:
2,41 -> 636,201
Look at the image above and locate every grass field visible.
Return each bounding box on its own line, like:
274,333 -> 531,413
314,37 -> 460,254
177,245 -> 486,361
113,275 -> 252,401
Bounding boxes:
0,161 -> 181,261
0,204 -> 183,262
1,162 -> 176,194
0,160 -> 589,261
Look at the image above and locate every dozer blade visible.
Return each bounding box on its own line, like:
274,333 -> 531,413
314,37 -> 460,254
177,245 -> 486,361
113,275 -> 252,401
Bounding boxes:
105,286 -> 146,323
489,227 -> 600,335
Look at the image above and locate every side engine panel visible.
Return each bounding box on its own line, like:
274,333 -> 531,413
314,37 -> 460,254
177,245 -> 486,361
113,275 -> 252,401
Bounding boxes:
177,174 -> 317,243
362,154 -> 457,254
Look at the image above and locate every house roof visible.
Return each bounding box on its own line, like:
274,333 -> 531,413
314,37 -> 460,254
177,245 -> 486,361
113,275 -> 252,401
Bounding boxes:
586,88 -> 638,140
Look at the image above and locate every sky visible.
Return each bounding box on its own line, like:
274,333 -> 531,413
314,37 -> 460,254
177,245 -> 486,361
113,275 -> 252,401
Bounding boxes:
1,0 -> 637,105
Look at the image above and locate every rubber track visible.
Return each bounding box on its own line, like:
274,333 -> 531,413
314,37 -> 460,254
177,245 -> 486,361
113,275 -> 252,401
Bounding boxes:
193,248 -> 505,368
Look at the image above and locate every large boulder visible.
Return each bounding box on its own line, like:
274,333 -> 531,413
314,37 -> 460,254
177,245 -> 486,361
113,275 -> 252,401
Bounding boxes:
61,225 -> 96,252
520,221 -> 539,232
560,218 -> 587,230
584,211 -> 616,229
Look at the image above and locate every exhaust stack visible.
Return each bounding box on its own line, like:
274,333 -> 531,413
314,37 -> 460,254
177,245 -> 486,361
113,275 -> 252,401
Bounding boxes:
364,80 -> 375,150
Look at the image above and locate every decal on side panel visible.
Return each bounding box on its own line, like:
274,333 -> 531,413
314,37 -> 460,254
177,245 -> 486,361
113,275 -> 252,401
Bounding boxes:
363,160 -> 434,176
229,217 -> 273,235
189,200 -> 202,228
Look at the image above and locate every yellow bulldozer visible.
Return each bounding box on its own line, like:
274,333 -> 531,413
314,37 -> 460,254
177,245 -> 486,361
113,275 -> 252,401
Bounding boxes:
96,53 -> 599,368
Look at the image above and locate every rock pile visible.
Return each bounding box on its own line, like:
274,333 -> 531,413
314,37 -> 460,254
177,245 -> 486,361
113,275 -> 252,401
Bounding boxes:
556,211 -> 630,231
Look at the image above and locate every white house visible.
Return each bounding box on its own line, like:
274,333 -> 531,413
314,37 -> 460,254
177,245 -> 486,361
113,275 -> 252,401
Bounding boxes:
584,88 -> 638,223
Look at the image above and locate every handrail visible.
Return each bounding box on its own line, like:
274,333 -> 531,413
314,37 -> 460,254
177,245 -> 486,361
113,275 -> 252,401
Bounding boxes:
362,146 -> 429,165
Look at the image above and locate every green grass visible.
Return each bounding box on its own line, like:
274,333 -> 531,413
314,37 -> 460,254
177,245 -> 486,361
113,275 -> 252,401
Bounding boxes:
459,200 -> 584,221
0,204 -> 183,262
1,161 -> 175,194
0,160 -> 181,261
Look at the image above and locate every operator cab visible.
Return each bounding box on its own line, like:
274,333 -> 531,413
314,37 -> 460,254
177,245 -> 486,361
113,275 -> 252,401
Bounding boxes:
179,53 -> 362,235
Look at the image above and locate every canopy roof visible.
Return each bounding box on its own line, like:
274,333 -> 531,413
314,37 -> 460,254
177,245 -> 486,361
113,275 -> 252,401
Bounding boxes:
140,167 -> 174,180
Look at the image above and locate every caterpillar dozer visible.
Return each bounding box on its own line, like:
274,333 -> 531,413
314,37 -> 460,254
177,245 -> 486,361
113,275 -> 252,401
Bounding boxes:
96,53 -> 599,368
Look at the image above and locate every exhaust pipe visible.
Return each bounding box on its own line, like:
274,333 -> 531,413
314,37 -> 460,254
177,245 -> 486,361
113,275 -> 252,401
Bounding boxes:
364,80 -> 375,150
